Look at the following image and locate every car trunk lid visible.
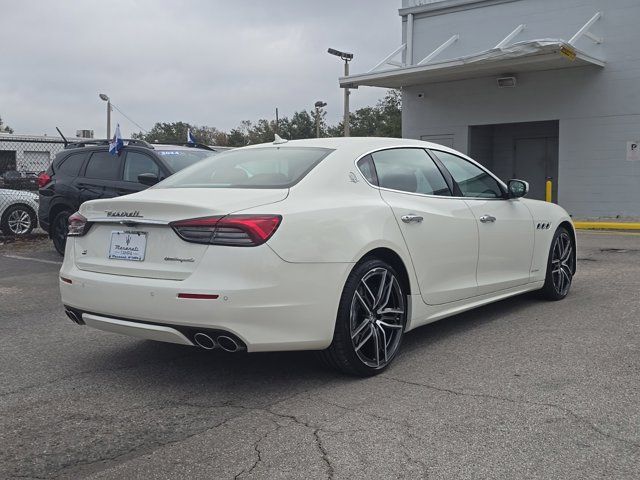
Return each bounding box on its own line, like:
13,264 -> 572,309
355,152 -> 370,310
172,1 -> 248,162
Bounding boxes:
74,188 -> 287,280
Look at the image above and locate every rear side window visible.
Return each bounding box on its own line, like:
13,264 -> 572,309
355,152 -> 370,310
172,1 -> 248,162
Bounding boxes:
356,155 -> 378,184
57,152 -> 87,176
158,147 -> 332,189
84,152 -> 122,180
370,148 -> 451,196
431,150 -> 503,198
123,152 -> 160,182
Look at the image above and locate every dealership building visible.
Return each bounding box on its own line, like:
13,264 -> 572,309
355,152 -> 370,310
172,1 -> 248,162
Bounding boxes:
341,0 -> 640,218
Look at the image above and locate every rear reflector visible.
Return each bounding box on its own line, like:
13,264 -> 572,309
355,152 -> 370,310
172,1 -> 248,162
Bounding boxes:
170,215 -> 282,247
177,293 -> 219,300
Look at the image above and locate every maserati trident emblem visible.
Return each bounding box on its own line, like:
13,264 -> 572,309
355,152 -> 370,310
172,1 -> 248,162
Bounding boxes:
125,235 -> 131,246
105,210 -> 143,218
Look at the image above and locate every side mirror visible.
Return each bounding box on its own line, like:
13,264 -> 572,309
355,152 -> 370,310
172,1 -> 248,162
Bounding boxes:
138,173 -> 159,186
507,179 -> 529,198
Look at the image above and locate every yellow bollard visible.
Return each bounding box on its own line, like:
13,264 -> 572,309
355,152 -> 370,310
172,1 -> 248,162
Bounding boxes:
545,178 -> 553,203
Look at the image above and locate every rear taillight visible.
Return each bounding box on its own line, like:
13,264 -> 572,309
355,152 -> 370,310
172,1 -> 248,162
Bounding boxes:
67,212 -> 91,237
38,172 -> 51,189
170,215 -> 282,246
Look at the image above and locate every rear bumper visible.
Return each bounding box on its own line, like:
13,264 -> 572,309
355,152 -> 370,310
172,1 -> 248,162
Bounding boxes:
60,241 -> 353,352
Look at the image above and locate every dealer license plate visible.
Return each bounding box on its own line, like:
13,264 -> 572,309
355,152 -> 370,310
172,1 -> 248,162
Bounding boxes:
108,231 -> 147,261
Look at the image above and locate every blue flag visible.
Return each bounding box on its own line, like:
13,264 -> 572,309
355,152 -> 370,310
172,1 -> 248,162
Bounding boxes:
187,129 -> 196,144
109,123 -> 124,156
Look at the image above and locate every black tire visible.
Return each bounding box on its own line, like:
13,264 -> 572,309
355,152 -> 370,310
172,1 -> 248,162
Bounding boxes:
1,204 -> 36,236
541,226 -> 575,301
319,258 -> 408,376
52,210 -> 72,256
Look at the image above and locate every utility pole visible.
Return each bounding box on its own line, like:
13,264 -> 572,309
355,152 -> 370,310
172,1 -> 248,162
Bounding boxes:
328,48 -> 354,137
343,60 -> 350,137
106,99 -> 111,139
314,101 -> 327,138
275,107 -> 279,136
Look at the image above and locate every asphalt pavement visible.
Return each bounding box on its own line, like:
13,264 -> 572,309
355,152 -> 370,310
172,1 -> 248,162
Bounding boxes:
1,232 -> 639,479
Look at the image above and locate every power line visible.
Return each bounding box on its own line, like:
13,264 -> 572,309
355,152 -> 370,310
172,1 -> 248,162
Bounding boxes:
110,103 -> 148,133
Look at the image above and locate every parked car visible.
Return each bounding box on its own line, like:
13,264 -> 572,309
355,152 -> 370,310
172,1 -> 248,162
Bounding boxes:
0,188 -> 39,236
38,139 -> 221,254
0,170 -> 38,191
59,137 -> 576,376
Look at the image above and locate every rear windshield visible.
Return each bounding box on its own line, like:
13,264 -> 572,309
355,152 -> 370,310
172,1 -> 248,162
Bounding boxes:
156,147 -> 332,189
155,149 -> 214,171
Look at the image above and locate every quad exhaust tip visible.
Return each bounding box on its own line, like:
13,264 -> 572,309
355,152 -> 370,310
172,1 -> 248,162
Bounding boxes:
193,332 -> 217,350
216,335 -> 244,353
64,308 -> 82,325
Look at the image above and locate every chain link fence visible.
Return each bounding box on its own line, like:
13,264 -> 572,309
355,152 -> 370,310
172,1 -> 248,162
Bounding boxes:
0,135 -> 65,238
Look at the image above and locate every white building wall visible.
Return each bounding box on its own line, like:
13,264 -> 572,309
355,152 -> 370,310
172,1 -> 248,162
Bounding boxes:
401,0 -> 640,217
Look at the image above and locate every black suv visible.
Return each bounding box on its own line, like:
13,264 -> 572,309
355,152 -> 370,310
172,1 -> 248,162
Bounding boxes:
38,139 -> 225,254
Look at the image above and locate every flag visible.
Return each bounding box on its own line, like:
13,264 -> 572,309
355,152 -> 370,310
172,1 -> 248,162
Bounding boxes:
187,129 -> 196,144
109,123 -> 124,156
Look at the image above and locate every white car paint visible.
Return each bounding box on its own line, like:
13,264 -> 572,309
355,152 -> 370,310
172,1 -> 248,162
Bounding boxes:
59,137 -> 574,353
0,188 -> 39,233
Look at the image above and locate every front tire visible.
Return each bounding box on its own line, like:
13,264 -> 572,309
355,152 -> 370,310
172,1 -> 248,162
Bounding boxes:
52,210 -> 72,256
320,259 -> 407,376
1,204 -> 36,236
541,226 -> 575,300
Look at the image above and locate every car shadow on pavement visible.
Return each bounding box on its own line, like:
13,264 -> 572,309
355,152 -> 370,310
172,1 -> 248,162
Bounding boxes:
81,291 -> 542,391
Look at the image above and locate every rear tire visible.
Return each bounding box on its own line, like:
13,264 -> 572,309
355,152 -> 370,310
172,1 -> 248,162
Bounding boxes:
319,258 -> 407,376
1,204 -> 36,236
52,210 -> 71,256
541,226 -> 575,301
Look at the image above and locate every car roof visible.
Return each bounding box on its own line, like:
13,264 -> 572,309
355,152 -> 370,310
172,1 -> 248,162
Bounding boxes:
239,136 -> 461,156
152,144 -> 215,151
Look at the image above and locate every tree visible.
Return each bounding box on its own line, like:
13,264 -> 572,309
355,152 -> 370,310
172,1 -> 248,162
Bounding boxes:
0,116 -> 14,134
132,122 -> 225,145
129,91 -> 401,147
328,90 -> 401,138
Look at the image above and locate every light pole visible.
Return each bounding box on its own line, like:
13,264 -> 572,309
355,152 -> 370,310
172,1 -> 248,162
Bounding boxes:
314,100 -> 327,138
328,48 -> 353,137
98,93 -> 111,139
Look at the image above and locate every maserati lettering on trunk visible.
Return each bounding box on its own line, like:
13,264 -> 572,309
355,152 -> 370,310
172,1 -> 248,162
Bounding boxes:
105,210 -> 143,218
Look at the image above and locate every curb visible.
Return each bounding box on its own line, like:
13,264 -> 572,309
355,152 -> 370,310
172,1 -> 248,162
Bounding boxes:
573,221 -> 640,231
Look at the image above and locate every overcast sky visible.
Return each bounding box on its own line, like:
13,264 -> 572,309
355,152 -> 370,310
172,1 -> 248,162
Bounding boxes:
0,0 -> 400,138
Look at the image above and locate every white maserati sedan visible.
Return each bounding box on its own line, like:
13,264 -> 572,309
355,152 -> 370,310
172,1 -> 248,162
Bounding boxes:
59,137 -> 575,376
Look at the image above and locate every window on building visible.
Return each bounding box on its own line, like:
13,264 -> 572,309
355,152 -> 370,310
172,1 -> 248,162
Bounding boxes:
371,148 -> 451,196
431,150 -> 503,198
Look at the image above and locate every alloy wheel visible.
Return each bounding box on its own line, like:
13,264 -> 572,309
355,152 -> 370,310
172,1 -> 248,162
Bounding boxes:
7,209 -> 32,235
350,267 -> 405,369
551,232 -> 573,296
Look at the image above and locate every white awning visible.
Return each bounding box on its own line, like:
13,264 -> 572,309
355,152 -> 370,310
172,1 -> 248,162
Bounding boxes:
339,40 -> 604,89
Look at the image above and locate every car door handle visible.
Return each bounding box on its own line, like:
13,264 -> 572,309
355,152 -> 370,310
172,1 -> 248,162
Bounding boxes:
479,214 -> 496,223
401,214 -> 423,224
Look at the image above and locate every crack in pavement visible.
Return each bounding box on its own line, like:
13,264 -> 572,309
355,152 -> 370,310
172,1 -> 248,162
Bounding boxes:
0,353 -> 194,400
313,428 -> 335,480
381,374 -> 640,450
262,406 -> 339,479
36,387 -> 323,479
47,409 -> 248,480
233,420 -> 282,480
